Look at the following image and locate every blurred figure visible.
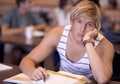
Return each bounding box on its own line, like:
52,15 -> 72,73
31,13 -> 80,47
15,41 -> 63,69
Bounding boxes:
2,0 -> 46,36
31,5 -> 52,26
52,0 -> 82,26
1,0 -> 47,65
100,0 -> 120,51
53,0 -> 76,26
99,0 -> 109,9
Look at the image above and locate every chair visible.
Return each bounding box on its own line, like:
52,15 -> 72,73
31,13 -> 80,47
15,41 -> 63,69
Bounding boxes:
0,43 -> 4,62
0,24 -> 4,62
112,52 -> 120,81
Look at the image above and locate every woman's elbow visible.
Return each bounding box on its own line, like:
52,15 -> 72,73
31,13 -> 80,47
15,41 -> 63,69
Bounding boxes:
96,77 -> 111,84
96,71 -> 112,84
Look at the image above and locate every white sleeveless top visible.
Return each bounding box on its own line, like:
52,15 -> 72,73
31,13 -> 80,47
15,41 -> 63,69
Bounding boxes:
57,25 -> 104,78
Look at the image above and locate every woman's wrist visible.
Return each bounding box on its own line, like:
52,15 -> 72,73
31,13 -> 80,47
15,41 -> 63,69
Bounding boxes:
28,68 -> 35,77
83,38 -> 94,46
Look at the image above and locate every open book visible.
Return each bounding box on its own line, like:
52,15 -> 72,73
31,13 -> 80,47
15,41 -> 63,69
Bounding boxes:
4,70 -> 91,84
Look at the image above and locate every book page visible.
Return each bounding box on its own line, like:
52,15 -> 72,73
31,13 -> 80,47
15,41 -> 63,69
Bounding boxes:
0,63 -> 13,71
4,70 -> 91,84
46,70 -> 91,84
4,73 -> 41,84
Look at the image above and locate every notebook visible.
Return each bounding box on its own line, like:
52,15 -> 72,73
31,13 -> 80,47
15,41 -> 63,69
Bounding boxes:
4,70 -> 91,84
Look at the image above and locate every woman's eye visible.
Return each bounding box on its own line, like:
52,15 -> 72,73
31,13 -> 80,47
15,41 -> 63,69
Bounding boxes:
87,23 -> 94,27
76,20 -> 82,23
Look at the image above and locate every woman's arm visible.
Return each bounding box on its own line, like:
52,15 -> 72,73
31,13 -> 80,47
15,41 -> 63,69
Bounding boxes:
19,26 -> 63,80
85,38 -> 114,84
1,26 -> 24,36
83,29 -> 114,83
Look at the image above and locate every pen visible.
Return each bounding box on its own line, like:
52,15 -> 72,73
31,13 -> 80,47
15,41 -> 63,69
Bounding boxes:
43,74 -> 46,82
41,71 -> 46,82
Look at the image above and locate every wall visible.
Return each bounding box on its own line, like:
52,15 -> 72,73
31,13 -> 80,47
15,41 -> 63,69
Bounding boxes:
0,0 -> 59,17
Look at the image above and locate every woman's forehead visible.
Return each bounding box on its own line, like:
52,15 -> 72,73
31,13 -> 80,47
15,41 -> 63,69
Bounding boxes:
78,14 -> 96,22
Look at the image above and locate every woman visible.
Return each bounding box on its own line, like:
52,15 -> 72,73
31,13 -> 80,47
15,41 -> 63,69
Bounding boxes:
53,0 -> 73,26
20,0 -> 114,83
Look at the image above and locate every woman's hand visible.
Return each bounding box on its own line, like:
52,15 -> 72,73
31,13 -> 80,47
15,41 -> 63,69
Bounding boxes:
83,28 -> 98,41
30,67 -> 49,81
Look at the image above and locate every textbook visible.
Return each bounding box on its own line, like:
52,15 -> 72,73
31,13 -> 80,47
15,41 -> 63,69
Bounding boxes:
4,70 -> 91,84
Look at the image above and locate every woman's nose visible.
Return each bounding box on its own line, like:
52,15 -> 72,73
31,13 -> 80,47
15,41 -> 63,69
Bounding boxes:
80,24 -> 86,32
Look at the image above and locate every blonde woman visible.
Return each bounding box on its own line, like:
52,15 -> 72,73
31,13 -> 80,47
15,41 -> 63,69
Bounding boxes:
20,0 -> 114,83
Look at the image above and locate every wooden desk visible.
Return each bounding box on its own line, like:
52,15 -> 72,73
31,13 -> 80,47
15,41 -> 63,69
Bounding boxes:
0,64 -> 120,84
0,35 -> 43,64
0,35 -> 43,47
0,64 -> 21,84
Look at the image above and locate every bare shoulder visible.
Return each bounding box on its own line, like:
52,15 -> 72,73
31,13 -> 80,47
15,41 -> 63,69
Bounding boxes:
46,26 -> 64,39
48,26 -> 64,36
96,37 -> 114,58
42,26 -> 64,47
101,37 -> 114,50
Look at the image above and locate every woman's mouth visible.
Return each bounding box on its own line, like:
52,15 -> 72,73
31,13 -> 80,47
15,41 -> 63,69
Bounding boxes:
77,33 -> 84,37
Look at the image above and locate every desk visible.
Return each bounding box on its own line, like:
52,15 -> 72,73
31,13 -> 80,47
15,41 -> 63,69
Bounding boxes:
0,35 -> 54,70
0,64 -> 120,84
0,64 -> 21,84
0,35 -> 43,47
0,35 -> 43,64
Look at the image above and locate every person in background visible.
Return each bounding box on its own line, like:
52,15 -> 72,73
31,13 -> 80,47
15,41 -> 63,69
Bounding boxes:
53,0 -> 73,26
1,0 -> 47,36
100,0 -> 120,43
20,0 -> 114,83
52,0 -> 82,27
1,0 -> 47,64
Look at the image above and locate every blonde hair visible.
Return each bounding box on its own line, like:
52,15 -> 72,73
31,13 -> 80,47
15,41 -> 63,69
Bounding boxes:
70,0 -> 101,30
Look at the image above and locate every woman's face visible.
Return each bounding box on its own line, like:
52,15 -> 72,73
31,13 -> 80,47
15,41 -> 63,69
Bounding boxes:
21,0 -> 33,12
71,15 -> 96,43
